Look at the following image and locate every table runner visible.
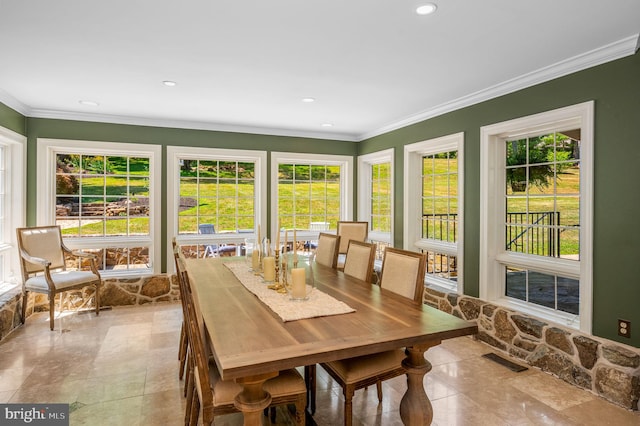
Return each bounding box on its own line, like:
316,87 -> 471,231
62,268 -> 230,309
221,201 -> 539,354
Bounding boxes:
224,261 -> 355,322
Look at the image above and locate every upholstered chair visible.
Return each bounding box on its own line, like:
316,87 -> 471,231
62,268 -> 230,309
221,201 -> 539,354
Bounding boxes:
16,225 -> 102,331
315,232 -> 341,268
336,221 -> 368,268
342,240 -> 376,283
317,246 -> 427,426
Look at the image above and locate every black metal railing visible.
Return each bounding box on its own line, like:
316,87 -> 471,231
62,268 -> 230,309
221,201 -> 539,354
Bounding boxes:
505,211 -> 560,257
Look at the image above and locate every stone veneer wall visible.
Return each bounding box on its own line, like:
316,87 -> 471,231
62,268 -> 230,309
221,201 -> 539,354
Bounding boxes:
0,274 -> 179,342
424,286 -> 640,411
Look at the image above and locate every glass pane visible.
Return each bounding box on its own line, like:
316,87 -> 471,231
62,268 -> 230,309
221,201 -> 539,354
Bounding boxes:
294,165 -> 310,181
528,271 -> 556,309
106,156 -> 127,175
81,198 -> 105,216
506,139 -> 527,166
238,162 -> 254,178
179,216 -> 197,234
505,266 -> 526,301
529,165 -> 553,194
107,176 -> 128,196
219,161 -> 237,178
200,160 -> 218,177
79,219 -> 104,236
506,166 -> 527,193
105,218 -> 127,236
129,177 -> 149,196
130,157 -> 149,176
56,174 -> 79,195
198,179 -> 217,197
131,217 -> 149,235
218,180 -> 236,197
560,228 -> 580,260
82,155 -> 105,174
180,160 -> 197,177
57,154 -> 81,174
82,176 -> 105,196
557,276 -> 580,315
529,135 -> 554,164
505,225 -> 527,253
557,196 -> 580,227
556,162 -> 580,194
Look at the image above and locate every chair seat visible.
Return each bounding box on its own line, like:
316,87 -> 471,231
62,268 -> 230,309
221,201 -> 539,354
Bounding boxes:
323,349 -> 406,384
208,363 -> 307,407
25,270 -> 100,292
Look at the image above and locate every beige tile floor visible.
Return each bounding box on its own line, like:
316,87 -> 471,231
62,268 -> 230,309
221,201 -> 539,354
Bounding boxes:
1,303 -> 638,425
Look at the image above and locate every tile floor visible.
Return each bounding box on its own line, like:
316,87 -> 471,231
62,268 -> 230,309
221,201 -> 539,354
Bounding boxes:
1,303 -> 638,425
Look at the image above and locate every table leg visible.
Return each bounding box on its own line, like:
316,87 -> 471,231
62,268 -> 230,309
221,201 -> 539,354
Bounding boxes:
399,342 -> 439,425
304,364 -> 316,415
234,372 -> 278,426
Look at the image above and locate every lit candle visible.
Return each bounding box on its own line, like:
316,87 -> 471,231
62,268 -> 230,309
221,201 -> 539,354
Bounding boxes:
291,268 -> 305,298
263,256 -> 275,281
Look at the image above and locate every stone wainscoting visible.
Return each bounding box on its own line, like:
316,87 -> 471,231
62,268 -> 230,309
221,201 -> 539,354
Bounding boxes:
0,274 -> 179,342
424,286 -> 640,411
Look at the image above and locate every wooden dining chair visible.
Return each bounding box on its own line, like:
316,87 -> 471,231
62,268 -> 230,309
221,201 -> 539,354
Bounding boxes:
16,225 -> 102,331
171,239 -> 190,393
336,221 -> 368,268
178,260 -> 307,426
315,232 -> 341,268
317,246 -> 427,426
342,240 -> 376,283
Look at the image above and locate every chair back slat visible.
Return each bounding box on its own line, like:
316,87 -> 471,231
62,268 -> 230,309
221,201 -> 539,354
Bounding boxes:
379,247 -> 427,303
17,226 -> 66,274
343,240 -> 376,283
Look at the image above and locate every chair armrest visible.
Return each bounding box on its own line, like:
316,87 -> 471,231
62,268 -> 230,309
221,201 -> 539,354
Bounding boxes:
70,250 -> 101,277
18,249 -> 51,267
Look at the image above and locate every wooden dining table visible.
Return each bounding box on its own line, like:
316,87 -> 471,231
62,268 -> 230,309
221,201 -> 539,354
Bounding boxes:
184,256 -> 477,425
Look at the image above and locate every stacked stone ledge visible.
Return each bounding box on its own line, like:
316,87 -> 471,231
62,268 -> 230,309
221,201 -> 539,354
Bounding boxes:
424,286 -> 640,411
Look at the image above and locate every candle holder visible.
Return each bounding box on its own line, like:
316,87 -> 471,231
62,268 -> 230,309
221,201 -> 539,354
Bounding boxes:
245,238 -> 261,275
284,253 -> 315,301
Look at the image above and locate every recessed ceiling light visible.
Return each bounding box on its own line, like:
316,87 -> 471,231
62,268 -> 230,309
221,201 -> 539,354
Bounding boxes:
416,3 -> 437,15
163,80 -> 177,87
321,123 -> 334,127
302,97 -> 316,103
78,100 -> 99,107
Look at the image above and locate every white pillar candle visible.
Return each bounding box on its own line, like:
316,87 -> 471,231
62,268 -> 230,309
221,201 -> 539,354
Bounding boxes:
263,256 -> 275,281
291,268 -> 305,298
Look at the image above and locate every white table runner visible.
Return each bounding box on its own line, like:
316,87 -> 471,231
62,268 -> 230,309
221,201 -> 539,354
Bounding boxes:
224,261 -> 355,322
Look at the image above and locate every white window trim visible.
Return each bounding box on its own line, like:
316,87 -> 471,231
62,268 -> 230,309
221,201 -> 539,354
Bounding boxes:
270,151 -> 353,242
36,138 -> 162,276
357,148 -> 394,245
166,146 -> 267,271
0,126 -> 26,286
404,132 -> 464,294
480,101 -> 594,332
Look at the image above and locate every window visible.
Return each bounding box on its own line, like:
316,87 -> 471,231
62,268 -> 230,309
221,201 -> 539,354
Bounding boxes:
37,139 -> 161,276
0,126 -> 26,292
271,152 -> 353,242
480,101 -> 593,332
167,147 -> 266,262
358,149 -> 393,259
404,133 -> 464,293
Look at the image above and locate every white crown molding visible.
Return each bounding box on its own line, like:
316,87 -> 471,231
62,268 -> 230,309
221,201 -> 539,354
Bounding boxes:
360,34 -> 640,141
0,89 -> 31,116
27,108 -> 360,142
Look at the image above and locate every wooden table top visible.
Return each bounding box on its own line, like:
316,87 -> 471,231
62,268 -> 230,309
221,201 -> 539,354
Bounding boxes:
184,257 -> 477,381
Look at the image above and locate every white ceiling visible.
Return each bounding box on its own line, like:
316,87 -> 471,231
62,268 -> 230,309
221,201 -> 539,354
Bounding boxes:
1,1 -> 638,141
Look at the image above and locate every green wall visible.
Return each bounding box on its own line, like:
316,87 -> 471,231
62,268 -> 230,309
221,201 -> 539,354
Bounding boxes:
0,102 -> 26,136
359,51 -> 640,347
25,118 -> 358,272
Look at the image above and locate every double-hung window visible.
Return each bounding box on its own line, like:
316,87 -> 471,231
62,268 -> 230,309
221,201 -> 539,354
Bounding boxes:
167,147 -> 267,262
37,139 -> 161,275
0,126 -> 26,292
358,149 -> 393,259
404,133 -> 464,293
480,101 -> 593,331
271,152 -> 353,242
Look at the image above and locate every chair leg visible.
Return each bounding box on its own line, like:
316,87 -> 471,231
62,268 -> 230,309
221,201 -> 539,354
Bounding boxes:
294,393 -> 306,426
189,389 -> 200,426
305,364 -> 316,415
376,380 -> 383,402
49,295 -> 55,331
184,367 -> 194,426
95,283 -> 100,316
343,386 -> 355,426
21,291 -> 28,324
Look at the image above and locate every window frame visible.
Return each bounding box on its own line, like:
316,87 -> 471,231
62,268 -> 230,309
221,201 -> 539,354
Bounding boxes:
270,151 -> 353,242
404,132 -> 464,294
167,146 -> 267,268
357,148 -> 394,246
0,126 -> 26,289
36,138 -> 162,276
480,101 -> 594,332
